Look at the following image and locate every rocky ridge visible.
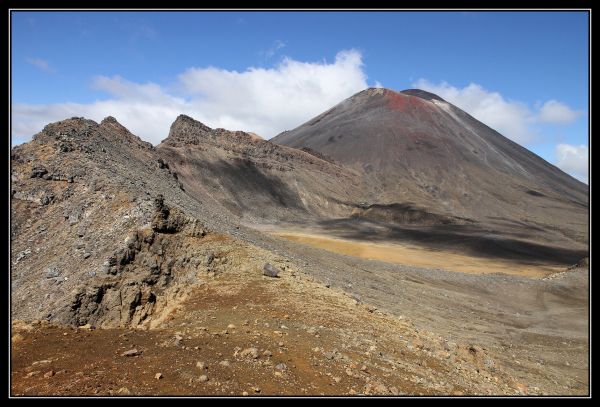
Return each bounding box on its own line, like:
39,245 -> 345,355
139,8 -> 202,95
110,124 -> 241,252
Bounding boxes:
156,115 -> 365,222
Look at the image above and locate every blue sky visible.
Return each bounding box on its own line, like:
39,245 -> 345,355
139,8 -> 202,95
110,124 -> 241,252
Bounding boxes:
11,11 -> 589,182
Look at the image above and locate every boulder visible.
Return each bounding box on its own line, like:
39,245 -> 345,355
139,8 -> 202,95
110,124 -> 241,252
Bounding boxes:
263,263 -> 280,278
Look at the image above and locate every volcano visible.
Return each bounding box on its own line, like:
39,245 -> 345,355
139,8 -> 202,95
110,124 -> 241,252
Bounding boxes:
272,88 -> 588,253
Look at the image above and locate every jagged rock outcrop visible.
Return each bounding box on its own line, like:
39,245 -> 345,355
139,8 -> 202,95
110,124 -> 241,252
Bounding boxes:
10,117 -> 241,327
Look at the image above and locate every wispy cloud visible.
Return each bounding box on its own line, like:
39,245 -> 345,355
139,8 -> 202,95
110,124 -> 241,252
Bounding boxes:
263,40 -> 286,58
113,17 -> 158,46
26,58 -> 56,74
12,49 -> 371,145
134,24 -> 158,40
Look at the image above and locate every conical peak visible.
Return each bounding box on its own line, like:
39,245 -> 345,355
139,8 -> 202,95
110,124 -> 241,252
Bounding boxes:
336,87 -> 439,115
352,87 -> 398,100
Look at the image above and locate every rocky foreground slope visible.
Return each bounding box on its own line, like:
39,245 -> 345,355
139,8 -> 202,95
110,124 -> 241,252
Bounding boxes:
11,251 -> 532,396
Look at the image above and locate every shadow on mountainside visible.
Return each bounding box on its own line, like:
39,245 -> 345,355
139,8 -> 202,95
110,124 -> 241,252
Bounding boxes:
209,158 -> 306,213
316,218 -> 587,266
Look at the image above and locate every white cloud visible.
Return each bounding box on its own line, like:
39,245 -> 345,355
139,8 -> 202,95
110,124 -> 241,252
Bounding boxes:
26,58 -> 55,74
555,143 -> 588,183
537,100 -> 582,124
91,75 -> 185,105
12,49 -> 369,145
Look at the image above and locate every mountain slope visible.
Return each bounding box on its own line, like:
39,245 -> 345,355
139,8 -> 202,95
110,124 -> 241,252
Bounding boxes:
272,88 -> 588,248
156,115 -> 365,223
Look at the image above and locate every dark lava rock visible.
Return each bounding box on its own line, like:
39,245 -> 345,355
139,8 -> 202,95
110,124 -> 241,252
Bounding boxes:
151,194 -> 185,233
158,158 -> 169,169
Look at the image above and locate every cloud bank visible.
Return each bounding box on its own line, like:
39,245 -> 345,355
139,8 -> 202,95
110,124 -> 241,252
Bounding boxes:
11,54 -> 587,183
12,49 -> 368,145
